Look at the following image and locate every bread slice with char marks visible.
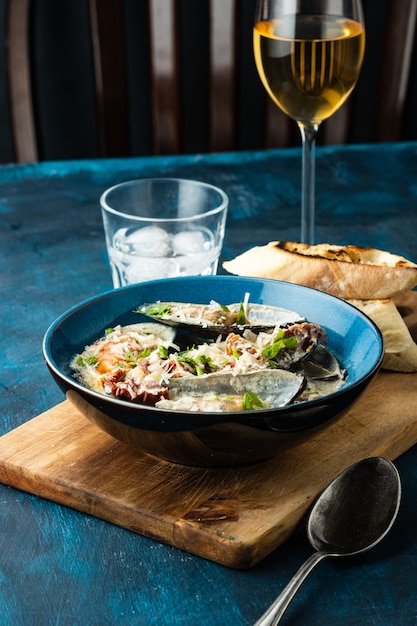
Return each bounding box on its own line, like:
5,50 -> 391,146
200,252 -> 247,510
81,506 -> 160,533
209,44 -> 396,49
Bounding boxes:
223,241 -> 417,300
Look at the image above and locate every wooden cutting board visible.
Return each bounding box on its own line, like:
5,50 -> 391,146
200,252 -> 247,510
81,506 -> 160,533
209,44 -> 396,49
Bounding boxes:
0,294 -> 416,570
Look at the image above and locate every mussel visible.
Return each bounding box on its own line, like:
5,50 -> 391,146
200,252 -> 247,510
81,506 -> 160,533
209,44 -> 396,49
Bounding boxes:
136,300 -> 305,336
156,369 -> 306,412
302,344 -> 346,380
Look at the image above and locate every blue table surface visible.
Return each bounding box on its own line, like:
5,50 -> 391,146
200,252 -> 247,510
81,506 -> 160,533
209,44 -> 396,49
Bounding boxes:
2,142 -> 417,625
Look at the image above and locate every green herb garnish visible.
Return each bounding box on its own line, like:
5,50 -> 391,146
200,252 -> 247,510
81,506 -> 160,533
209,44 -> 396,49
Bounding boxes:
138,348 -> 151,359
242,392 -> 264,410
158,345 -> 169,359
236,302 -> 247,325
178,350 -> 204,375
196,354 -> 218,373
134,304 -> 172,317
76,355 -> 98,367
262,330 -> 298,361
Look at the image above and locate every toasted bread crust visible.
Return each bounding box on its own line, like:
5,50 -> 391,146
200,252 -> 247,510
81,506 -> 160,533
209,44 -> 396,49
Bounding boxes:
223,241 -> 417,299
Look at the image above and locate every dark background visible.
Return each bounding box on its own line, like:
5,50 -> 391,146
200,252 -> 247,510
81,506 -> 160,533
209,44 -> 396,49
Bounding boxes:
0,0 -> 415,162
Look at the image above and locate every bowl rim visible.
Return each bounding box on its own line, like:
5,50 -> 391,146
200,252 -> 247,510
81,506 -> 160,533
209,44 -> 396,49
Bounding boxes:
42,275 -> 384,420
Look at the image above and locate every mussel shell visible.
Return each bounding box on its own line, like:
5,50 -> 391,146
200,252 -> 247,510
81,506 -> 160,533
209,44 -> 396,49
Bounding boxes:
137,301 -> 305,336
163,369 -> 306,411
302,345 -> 345,380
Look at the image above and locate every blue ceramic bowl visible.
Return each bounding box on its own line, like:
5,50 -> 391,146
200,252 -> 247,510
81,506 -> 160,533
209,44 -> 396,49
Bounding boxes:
43,276 -> 383,467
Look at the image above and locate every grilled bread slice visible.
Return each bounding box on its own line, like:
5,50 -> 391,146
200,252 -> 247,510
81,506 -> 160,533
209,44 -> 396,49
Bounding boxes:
223,241 -> 417,300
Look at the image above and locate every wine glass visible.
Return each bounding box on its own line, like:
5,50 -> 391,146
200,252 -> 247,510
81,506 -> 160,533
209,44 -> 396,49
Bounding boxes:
254,0 -> 365,244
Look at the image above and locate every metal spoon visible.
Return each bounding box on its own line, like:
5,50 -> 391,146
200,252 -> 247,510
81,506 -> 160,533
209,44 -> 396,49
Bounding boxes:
254,457 -> 401,626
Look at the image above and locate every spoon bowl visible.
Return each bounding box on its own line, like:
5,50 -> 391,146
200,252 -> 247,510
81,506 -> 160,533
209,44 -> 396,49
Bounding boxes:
255,457 -> 401,626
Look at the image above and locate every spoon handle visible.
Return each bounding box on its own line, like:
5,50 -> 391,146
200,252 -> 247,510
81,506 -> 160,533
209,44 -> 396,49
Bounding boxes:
254,551 -> 328,626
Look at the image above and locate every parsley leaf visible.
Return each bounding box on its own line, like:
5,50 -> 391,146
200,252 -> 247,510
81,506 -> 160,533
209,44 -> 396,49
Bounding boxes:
178,351 -> 204,375
262,330 -> 298,360
134,304 -> 172,317
196,354 -> 218,373
76,355 -> 97,367
242,392 -> 264,410
236,302 -> 247,325
158,345 -> 169,359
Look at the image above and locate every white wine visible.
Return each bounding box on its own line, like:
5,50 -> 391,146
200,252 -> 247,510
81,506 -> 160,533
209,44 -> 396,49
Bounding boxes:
254,15 -> 365,125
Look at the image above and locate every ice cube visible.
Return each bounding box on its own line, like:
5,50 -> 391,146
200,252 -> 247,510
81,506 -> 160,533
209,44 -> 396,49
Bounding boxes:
172,229 -> 211,255
114,226 -> 173,257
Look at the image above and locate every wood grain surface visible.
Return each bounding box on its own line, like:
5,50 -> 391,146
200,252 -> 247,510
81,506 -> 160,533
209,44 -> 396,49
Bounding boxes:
0,293 -> 416,570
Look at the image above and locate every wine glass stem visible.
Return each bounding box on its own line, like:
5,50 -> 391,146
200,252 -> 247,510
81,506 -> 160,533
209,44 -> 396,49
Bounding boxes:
298,123 -> 319,245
